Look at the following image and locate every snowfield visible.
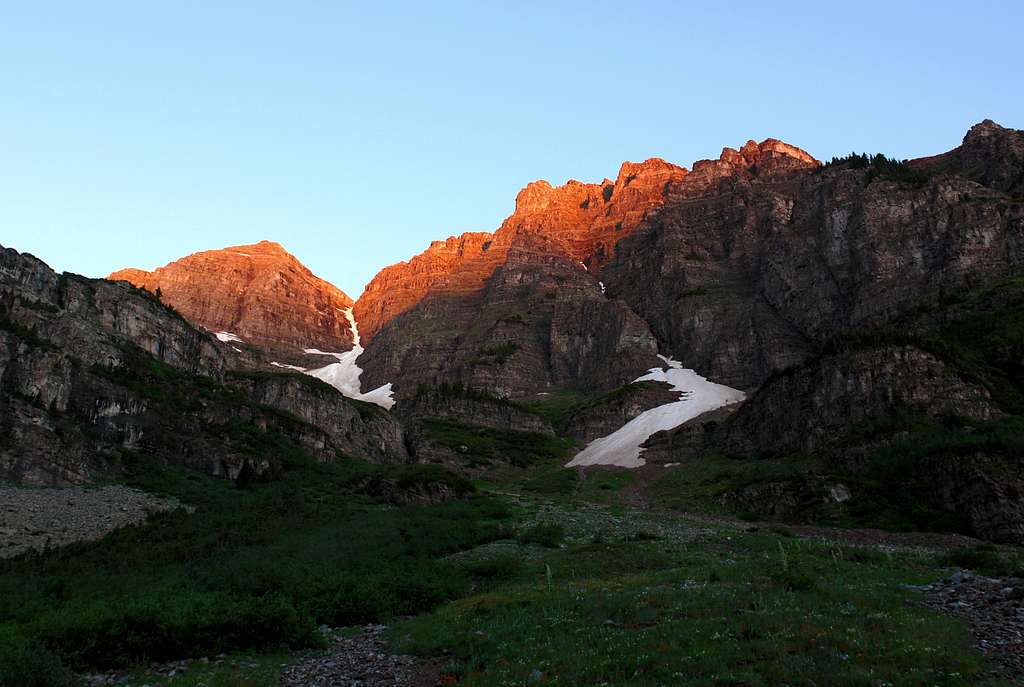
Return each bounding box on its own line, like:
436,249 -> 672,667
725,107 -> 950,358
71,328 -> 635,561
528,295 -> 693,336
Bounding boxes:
299,309 -> 395,409
566,356 -> 744,468
214,331 -> 244,343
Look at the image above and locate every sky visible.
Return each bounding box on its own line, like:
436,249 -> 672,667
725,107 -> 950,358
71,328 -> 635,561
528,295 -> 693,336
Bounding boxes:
2,2 -> 1022,297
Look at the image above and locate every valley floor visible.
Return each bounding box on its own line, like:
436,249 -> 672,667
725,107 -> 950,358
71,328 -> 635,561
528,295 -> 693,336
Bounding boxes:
2,457 -> 1022,687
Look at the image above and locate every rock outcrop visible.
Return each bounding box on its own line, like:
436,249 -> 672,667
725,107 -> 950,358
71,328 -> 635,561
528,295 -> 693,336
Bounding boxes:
604,121 -> 1024,391
719,346 -> 1004,462
1,244 -> 405,486
109,240 -> 355,360
355,139 -> 818,398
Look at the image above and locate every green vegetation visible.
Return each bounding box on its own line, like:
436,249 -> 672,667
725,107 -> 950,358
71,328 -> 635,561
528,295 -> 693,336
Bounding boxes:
823,276 -> 1024,416
824,152 -> 932,187
648,418 -> 1023,537
523,383 -> 657,435
941,544 -> 1024,578
516,521 -> 566,548
649,452 -> 819,517
392,502 -> 1009,686
226,368 -> 382,419
470,341 -> 520,366
0,451 -> 512,674
497,312 -> 526,325
419,418 -> 574,468
519,464 -> 580,495
0,315 -> 52,349
676,285 -> 708,298
5,271 -> 1024,683
15,295 -> 61,314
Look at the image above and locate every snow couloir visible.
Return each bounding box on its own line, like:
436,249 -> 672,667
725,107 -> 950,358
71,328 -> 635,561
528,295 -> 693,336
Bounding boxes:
566,356 -> 744,469
271,309 -> 395,409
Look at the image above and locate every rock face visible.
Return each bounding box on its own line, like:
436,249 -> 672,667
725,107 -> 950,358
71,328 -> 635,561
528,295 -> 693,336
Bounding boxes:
1,244 -> 405,486
397,391 -> 555,436
563,382 -> 681,444
604,121 -> 1024,391
355,140 -> 818,398
913,119 -> 1024,196
109,240 -> 355,359
719,346 -> 1004,461
643,343 -> 1023,544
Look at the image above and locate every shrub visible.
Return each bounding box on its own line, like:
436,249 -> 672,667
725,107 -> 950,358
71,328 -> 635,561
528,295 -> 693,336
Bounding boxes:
771,569 -> 816,592
517,522 -> 565,548
520,467 -> 579,495
464,555 -> 525,581
0,635 -> 75,687
941,545 -> 1024,577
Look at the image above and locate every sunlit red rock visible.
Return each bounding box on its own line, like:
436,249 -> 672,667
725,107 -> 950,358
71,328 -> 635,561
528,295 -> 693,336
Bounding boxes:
354,138 -> 818,343
109,240 -> 354,355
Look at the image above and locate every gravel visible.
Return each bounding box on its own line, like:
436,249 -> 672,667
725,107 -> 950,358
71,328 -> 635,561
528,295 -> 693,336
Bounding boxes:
0,485 -> 184,558
912,570 -> 1024,682
279,624 -> 439,687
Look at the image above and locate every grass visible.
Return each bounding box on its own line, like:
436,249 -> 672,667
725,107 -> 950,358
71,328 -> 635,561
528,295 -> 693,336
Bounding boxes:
939,544 -> 1024,578
578,469 -> 636,500
419,418 -> 575,468
226,368 -> 382,419
647,422 -> 1024,538
1,450 -> 1017,685
648,452 -> 819,517
523,383 -> 660,436
0,450 -> 515,676
112,650 -> 291,687
470,342 -> 520,366
518,465 -> 580,495
391,501 -> 1012,686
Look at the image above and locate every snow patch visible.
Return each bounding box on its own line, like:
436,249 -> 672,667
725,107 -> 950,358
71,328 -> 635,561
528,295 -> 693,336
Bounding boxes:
271,361 -> 306,372
579,261 -> 589,272
231,346 -> 242,354
231,252 -> 252,257
297,309 -> 395,409
598,281 -> 606,294
566,356 -> 744,469
214,331 -> 244,344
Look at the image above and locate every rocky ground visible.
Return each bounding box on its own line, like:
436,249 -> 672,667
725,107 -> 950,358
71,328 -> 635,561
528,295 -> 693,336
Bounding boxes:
280,625 -> 439,687
0,485 -> 183,558
914,571 -> 1024,683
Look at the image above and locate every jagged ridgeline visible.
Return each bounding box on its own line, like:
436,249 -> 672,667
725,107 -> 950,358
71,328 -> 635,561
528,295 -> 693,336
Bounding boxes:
3,120 -> 1024,545
0,245 -> 408,485
2,119 -> 1024,685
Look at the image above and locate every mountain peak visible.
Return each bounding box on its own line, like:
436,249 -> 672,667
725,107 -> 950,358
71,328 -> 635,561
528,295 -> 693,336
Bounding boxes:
108,242 -> 354,355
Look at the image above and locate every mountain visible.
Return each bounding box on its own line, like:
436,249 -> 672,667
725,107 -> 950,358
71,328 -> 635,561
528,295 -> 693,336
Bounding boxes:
603,120 -> 1024,391
5,120 -> 1024,545
109,240 -> 355,361
348,120 -> 1024,544
1,245 -> 406,485
354,139 -> 818,399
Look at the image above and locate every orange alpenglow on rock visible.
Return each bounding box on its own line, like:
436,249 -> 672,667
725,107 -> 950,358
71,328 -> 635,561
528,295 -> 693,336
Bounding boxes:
108,240 -> 355,355
353,138 -> 818,342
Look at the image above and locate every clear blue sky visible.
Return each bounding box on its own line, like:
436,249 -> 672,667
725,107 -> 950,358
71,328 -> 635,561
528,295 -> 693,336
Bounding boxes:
2,1 -> 1021,297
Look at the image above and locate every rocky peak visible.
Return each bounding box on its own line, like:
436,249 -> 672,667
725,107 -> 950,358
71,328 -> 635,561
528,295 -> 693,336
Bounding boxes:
355,135 -> 817,345
688,137 -> 819,188
912,119 -> 1023,195
109,241 -> 355,358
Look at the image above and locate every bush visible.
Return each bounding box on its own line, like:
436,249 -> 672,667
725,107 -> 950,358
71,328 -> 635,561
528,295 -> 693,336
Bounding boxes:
517,522 -> 565,548
0,635 -> 75,687
941,545 -> 1024,577
520,467 -> 579,495
31,592 -> 318,670
771,569 -> 816,592
464,555 -> 525,581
